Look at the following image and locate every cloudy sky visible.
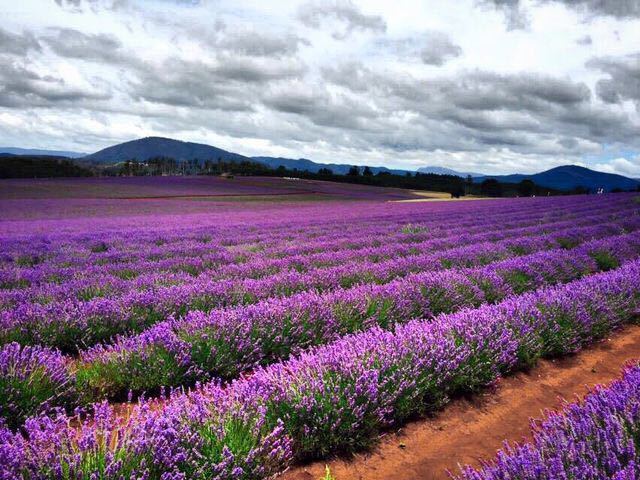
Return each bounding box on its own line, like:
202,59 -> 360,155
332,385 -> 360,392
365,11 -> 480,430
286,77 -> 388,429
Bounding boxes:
1,0 -> 639,175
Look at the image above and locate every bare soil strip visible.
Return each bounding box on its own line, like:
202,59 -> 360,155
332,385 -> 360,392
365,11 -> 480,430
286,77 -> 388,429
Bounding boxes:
281,323 -> 640,480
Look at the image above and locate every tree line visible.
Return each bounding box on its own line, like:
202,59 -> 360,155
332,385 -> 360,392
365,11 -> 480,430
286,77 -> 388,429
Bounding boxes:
108,156 -> 582,197
0,155 -> 93,179
1,154 -> 618,197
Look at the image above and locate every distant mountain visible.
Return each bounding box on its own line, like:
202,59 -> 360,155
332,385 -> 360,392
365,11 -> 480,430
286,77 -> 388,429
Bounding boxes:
25,136 -> 638,193
81,137 -> 441,175
252,156 -> 411,176
417,166 -> 484,177
79,136 -> 475,177
0,147 -> 85,158
475,165 -> 639,192
82,137 -> 250,164
0,153 -> 70,159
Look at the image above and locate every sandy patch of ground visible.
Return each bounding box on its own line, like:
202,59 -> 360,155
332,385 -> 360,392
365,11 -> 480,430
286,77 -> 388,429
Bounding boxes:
391,191 -> 491,203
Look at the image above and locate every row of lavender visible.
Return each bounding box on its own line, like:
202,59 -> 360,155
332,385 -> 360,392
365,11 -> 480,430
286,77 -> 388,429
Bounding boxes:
74,229 -> 640,403
2,200 -> 623,301
0,202 -> 616,306
457,363 -> 640,479
0,195 -> 552,269
2,228 -> 637,427
2,195 -> 622,293
3,194 -> 619,265
2,258 -> 640,478
3,212 -> 637,354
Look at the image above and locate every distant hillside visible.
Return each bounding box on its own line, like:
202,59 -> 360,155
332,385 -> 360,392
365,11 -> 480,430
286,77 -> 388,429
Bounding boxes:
252,156 -> 410,176
81,136 -> 415,174
0,147 -> 85,158
475,165 -> 639,192
417,166 -> 483,177
82,137 -> 251,164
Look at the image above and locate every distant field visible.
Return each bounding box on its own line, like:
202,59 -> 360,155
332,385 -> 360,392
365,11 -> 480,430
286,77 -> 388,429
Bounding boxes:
0,176 -> 426,227
392,190 -> 492,202
0,175 -> 441,236
0,175 -> 418,200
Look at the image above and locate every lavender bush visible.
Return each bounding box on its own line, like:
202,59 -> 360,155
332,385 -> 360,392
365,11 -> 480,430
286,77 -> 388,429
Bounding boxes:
457,363 -> 640,480
0,342 -> 75,429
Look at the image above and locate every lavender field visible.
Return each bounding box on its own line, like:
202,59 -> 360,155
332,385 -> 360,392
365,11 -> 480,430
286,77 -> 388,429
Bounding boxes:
1,180 -> 640,479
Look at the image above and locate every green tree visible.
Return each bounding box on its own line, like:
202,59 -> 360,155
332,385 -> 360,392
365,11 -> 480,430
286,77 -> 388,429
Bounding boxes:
480,178 -> 503,197
517,179 -> 536,197
465,175 -> 473,195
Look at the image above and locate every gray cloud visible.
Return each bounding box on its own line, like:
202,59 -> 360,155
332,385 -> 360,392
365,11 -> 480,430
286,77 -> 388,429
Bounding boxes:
378,31 -> 463,66
41,28 -> 125,63
127,53 -> 306,112
478,0 -> 530,29
317,61 -> 638,156
323,63 -> 591,111
0,27 -> 119,110
420,31 -> 463,65
587,53 -> 640,108
118,18 -> 311,111
196,21 -> 310,58
0,28 -> 41,55
54,0 -> 128,11
217,31 -> 309,58
297,0 -> 386,39
576,34 -> 593,45
445,72 -> 592,111
54,0 -> 82,6
8,23 -> 309,114
55,0 -> 197,7
264,81 -> 379,131
212,55 -> 307,82
0,56 -> 111,108
558,0 -> 640,19
481,0 -> 640,29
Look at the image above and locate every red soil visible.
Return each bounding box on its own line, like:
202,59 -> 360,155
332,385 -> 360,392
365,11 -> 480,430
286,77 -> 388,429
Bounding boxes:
281,324 -> 640,480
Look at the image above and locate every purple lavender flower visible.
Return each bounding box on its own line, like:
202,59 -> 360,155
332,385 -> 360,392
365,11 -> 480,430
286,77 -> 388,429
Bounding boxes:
0,342 -> 76,429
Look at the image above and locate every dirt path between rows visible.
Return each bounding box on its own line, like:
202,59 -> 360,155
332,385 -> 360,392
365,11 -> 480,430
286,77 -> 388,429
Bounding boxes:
281,323 -> 640,480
